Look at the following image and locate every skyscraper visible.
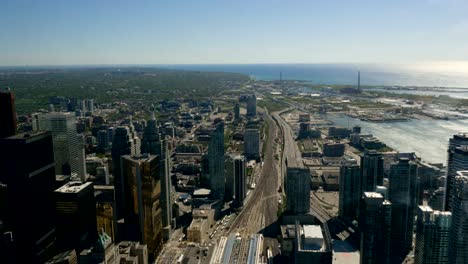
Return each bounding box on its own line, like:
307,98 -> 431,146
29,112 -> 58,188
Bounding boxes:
359,192 -> 392,264
224,155 -> 235,202
54,181 -> 97,252
120,154 -> 163,260
234,155 -> 247,207
208,122 -> 225,201
0,132 -> 56,263
234,102 -> 240,120
360,150 -> 384,193
448,171 -> 468,264
244,128 -> 260,160
388,158 -> 418,260
111,126 -> 132,219
246,94 -> 257,117
97,129 -> 110,153
445,133 -> 468,211
128,118 -> 140,155
39,112 -> 85,180
0,90 -> 17,138
339,158 -> 360,221
414,205 -> 451,264
286,167 -> 310,214
141,115 -> 172,239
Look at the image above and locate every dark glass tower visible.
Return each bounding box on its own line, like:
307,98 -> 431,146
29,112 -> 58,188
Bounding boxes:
208,122 -> 225,201
54,181 -> 97,252
339,158 -> 360,221
359,192 -> 392,264
0,132 -> 56,263
388,158 -> 418,261
111,126 -> 132,219
0,90 -> 17,138
445,133 -> 468,211
360,150 -> 384,193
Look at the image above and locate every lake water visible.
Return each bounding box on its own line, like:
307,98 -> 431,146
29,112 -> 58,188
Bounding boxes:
327,113 -> 468,165
161,63 -> 468,89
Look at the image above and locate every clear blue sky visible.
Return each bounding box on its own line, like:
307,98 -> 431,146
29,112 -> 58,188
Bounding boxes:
1,0 -> 467,65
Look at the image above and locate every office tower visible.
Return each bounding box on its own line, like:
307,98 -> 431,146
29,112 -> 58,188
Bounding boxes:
208,122 -> 225,201
244,128 -> 260,160
445,133 -> 468,211
339,158 -> 360,221
85,99 -> 94,113
234,102 -> 240,120
94,185 -> 117,241
0,90 -> 17,138
286,167 -> 310,214
414,206 -> 452,264
359,192 -> 392,264
108,127 -> 115,143
111,126 -> 132,219
120,154 -> 163,260
246,94 -> 257,117
0,132 -> 56,263
141,115 -> 172,238
39,112 -> 85,179
77,134 -> 87,180
128,118 -> 140,155
360,150 -> 384,193
448,171 -> 468,264
97,129 -> 110,153
55,181 -> 97,252
388,158 -> 418,259
224,155 -> 235,202
233,155 -> 247,207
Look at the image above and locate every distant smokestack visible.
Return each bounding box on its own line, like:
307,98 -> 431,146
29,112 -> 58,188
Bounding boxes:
358,71 -> 361,90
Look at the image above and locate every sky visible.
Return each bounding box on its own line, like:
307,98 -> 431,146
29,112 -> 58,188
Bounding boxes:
1,0 -> 468,66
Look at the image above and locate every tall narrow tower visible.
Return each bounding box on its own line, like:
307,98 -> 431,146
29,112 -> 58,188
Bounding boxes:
208,122 -> 225,201
448,171 -> 468,264
445,133 -> 468,211
0,90 -> 17,138
141,110 -> 173,240
389,158 -> 418,261
358,71 -> 361,90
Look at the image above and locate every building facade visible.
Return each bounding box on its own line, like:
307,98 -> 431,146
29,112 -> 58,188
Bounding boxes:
208,122 -> 225,201
39,112 -> 86,180
141,117 -> 173,238
244,128 -> 260,160
445,133 -> 468,211
111,126 -> 132,219
339,159 -> 360,221
448,171 -> 468,264
359,192 -> 392,264
286,167 -> 310,214
360,150 -> 384,193
0,132 -> 57,263
120,154 -> 163,260
54,181 -> 97,252
0,90 -> 17,138
246,94 -> 257,117
388,158 -> 418,260
414,205 -> 451,264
